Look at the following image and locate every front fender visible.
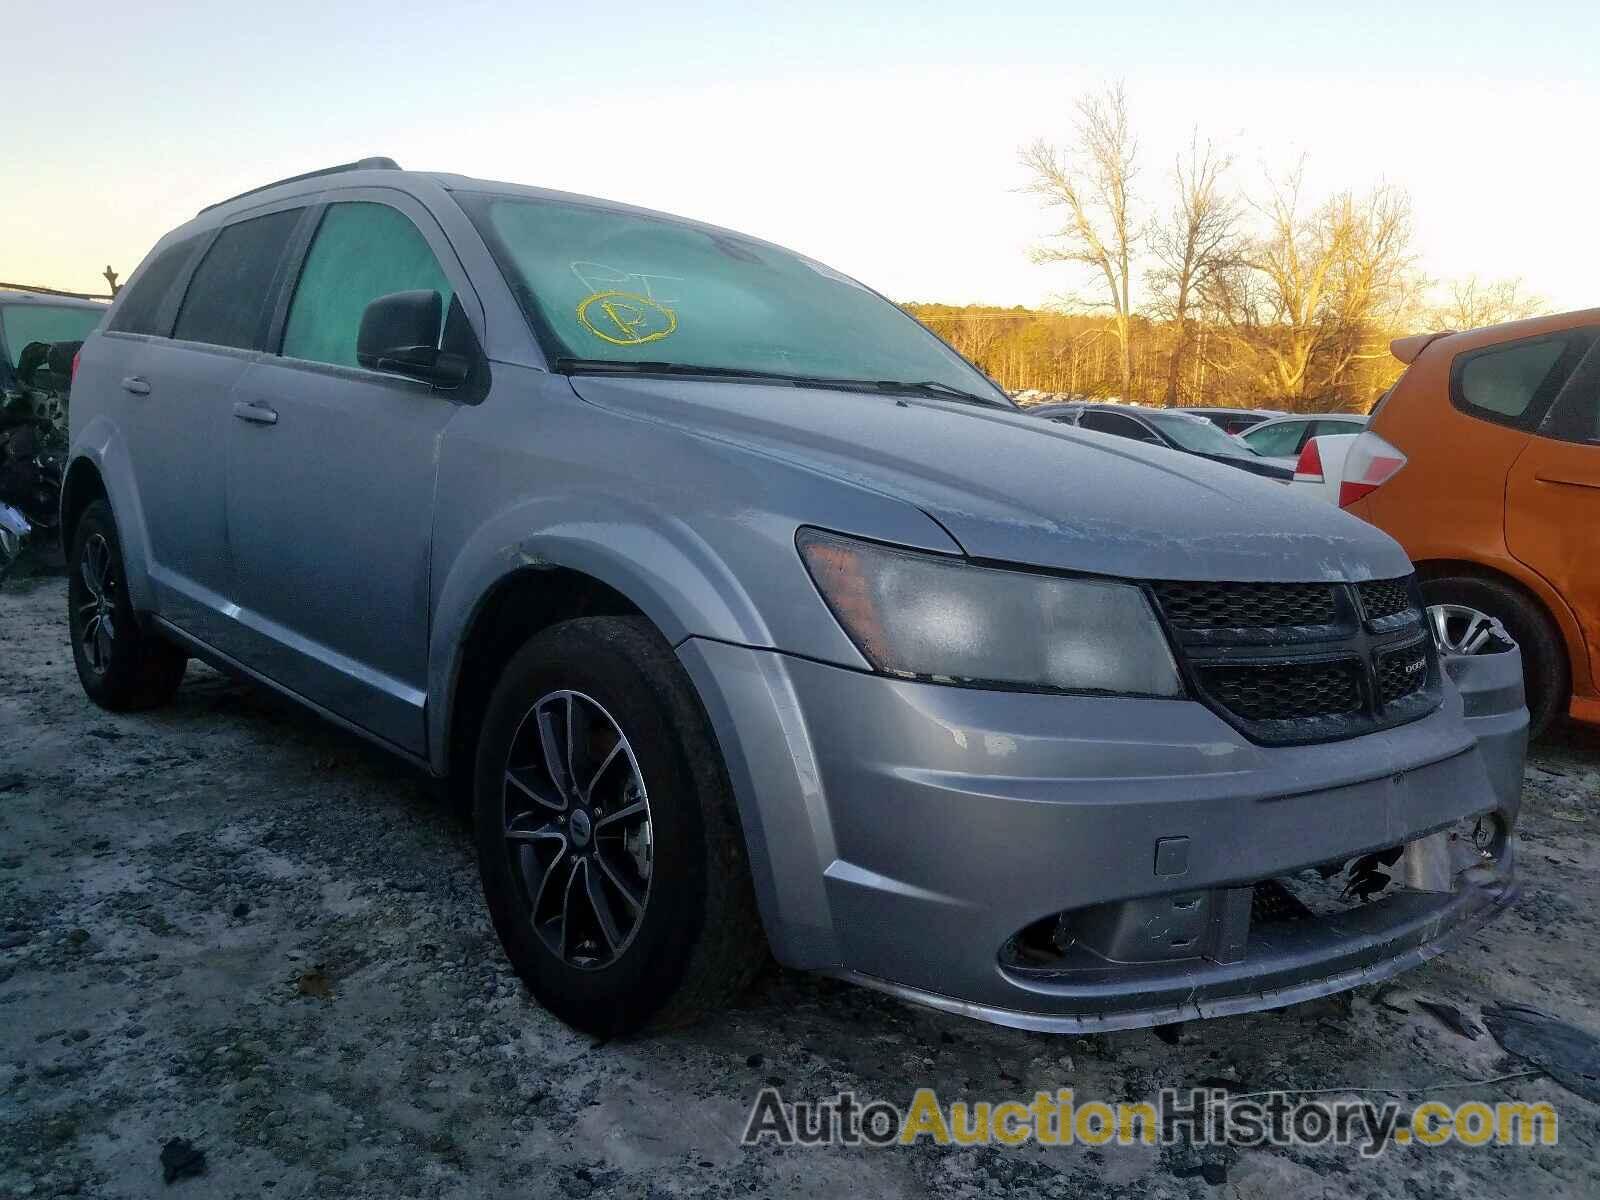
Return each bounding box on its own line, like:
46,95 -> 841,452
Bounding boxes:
427,491 -> 795,774
64,416 -> 157,613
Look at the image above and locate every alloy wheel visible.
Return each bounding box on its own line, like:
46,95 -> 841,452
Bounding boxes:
1427,603 -> 1503,656
501,689 -> 654,970
77,533 -> 117,673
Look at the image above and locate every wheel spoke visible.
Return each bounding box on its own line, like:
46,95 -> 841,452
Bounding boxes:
506,768 -> 564,812
558,856 -> 583,959
1429,604 -> 1453,650
80,550 -> 102,599
594,798 -> 646,830
529,846 -> 568,933
581,726 -> 624,803
582,860 -> 624,952
1461,614 -> 1492,655
536,699 -> 573,800
505,811 -> 564,844
593,848 -> 645,915
95,620 -> 114,670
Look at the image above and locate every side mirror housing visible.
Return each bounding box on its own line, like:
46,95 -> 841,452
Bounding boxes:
356,290 -> 470,388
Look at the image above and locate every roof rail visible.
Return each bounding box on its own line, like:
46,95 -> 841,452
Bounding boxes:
199,157 -> 402,214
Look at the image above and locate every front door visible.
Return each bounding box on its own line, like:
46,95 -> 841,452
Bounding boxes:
224,196 -> 468,754
1506,340 -> 1600,702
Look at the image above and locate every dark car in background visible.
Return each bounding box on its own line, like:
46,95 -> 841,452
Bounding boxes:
1034,402 -> 1294,482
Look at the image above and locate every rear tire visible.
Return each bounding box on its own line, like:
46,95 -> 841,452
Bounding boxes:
1421,573 -> 1567,739
473,615 -> 764,1036
67,500 -> 188,711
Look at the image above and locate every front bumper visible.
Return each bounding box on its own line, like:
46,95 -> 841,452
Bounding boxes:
679,638 -> 1525,1032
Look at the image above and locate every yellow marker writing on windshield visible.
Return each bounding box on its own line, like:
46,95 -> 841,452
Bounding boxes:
577,291 -> 678,346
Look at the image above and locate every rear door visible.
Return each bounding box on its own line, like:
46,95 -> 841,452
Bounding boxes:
1506,337 -> 1600,692
115,207 -> 305,644
223,192 -> 472,753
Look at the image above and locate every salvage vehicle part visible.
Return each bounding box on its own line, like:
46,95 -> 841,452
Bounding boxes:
62,158 -> 1527,1036
0,501 -> 29,581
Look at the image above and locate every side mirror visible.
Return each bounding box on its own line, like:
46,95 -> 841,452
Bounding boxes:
356,290 -> 470,388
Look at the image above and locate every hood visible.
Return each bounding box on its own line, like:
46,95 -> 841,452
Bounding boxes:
569,377 -> 1414,583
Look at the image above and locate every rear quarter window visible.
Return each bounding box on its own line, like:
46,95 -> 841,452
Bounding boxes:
106,236 -> 203,336
1450,329 -> 1597,431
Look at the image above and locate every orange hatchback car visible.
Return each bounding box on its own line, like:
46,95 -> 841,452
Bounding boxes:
1338,310 -> 1600,736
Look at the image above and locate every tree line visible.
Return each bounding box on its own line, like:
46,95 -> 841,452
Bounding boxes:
907,83 -> 1546,413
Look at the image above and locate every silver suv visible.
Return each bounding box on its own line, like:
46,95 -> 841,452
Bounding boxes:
64,159 -> 1526,1036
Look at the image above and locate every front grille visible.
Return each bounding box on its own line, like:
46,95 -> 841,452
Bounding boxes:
1377,639 -> 1431,706
1150,575 -> 1440,745
1358,577 -> 1417,622
1153,580 -> 1338,629
1198,660 -> 1363,722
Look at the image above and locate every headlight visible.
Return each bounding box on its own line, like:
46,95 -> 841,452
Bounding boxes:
797,529 -> 1183,697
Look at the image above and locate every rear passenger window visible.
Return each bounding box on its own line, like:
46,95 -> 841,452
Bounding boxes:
107,237 -> 202,336
173,210 -> 303,351
281,202 -> 452,369
1451,331 -> 1594,430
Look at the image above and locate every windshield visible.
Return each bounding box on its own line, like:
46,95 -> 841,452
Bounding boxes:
458,192 -> 1007,402
1146,411 -> 1259,457
0,303 -> 104,369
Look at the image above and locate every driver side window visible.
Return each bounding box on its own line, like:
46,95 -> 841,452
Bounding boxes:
281,202 -> 453,369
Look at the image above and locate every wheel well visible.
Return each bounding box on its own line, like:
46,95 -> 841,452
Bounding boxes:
1413,557 -> 1573,677
445,568 -> 646,800
58,459 -> 108,556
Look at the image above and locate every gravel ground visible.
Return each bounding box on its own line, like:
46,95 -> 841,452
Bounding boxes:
3,566 -> 1599,1199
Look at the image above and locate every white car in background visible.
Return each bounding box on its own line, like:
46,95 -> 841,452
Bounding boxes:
1289,431 -> 1409,510
1238,413 -> 1368,468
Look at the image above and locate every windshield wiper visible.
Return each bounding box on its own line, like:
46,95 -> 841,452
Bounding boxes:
552,358 -> 806,382
867,379 -> 1009,408
554,359 -> 1007,407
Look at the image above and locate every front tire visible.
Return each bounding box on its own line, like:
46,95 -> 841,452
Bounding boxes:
474,616 -> 763,1036
67,499 -> 187,711
1421,573 -> 1567,739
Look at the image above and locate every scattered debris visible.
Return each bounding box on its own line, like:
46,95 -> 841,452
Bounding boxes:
1172,1160 -> 1229,1186
1371,985 -> 1409,1015
1484,1003 -> 1600,1103
1415,999 -> 1482,1040
295,968 -> 334,1000
1153,1023 -> 1184,1045
159,1137 -> 206,1184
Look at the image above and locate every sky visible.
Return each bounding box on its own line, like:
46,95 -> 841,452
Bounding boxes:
5,0 -> 1595,314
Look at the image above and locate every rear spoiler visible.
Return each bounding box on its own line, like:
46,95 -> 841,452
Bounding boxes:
1390,330 -> 1455,364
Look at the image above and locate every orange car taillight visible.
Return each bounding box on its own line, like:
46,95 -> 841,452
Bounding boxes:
1338,432 -> 1407,508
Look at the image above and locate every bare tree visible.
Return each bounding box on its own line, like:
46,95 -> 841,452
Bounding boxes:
1219,163 -> 1418,408
1021,82 -> 1140,399
1318,185 -> 1420,400
1431,276 -> 1547,330
1146,133 -> 1239,406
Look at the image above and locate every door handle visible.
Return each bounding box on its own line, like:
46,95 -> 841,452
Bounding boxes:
232,401 -> 278,426
121,376 -> 151,396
